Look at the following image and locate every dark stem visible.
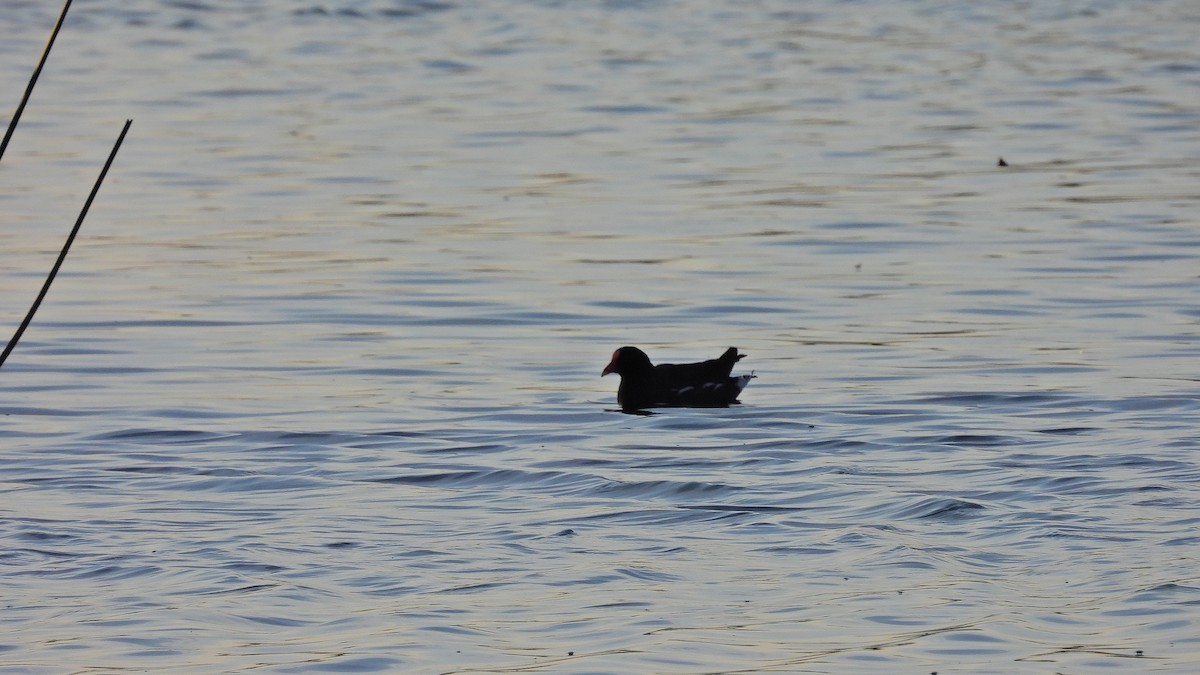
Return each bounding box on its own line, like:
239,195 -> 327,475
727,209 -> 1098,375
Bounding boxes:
0,118 -> 132,370
0,0 -> 73,163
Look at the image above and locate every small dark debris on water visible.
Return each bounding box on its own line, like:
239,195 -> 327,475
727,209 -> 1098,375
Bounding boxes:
997,156 -> 1008,166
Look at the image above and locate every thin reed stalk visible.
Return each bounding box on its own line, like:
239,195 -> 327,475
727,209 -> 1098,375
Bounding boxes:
0,0 -> 73,163
0,119 -> 132,370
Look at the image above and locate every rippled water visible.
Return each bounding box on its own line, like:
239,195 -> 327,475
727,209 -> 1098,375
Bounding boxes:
3,0 -> 1200,672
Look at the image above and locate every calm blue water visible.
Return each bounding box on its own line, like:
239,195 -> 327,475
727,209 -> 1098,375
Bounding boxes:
3,0 -> 1200,672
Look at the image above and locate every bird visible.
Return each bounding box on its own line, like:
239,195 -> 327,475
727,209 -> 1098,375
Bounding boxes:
601,346 -> 754,411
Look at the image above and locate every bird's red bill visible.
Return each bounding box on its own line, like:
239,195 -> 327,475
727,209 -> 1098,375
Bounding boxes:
601,349 -> 620,376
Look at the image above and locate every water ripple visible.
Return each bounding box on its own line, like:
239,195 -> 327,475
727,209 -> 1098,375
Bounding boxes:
3,0 -> 1200,672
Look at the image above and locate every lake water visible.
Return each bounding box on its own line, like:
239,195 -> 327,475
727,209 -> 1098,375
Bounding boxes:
2,0 -> 1200,672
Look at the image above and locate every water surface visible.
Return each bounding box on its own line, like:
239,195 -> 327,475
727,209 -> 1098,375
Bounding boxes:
2,1 -> 1200,672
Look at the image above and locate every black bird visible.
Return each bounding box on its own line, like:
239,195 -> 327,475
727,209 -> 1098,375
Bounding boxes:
601,346 -> 754,411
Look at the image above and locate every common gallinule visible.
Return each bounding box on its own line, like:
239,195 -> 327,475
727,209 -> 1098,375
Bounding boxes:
601,346 -> 754,411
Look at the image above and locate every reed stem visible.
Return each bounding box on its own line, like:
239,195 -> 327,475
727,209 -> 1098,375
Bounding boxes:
0,0 -> 73,163
0,118 -> 132,370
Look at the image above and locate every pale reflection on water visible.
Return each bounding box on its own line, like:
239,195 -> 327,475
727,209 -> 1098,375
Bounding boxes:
2,0 -> 1200,672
